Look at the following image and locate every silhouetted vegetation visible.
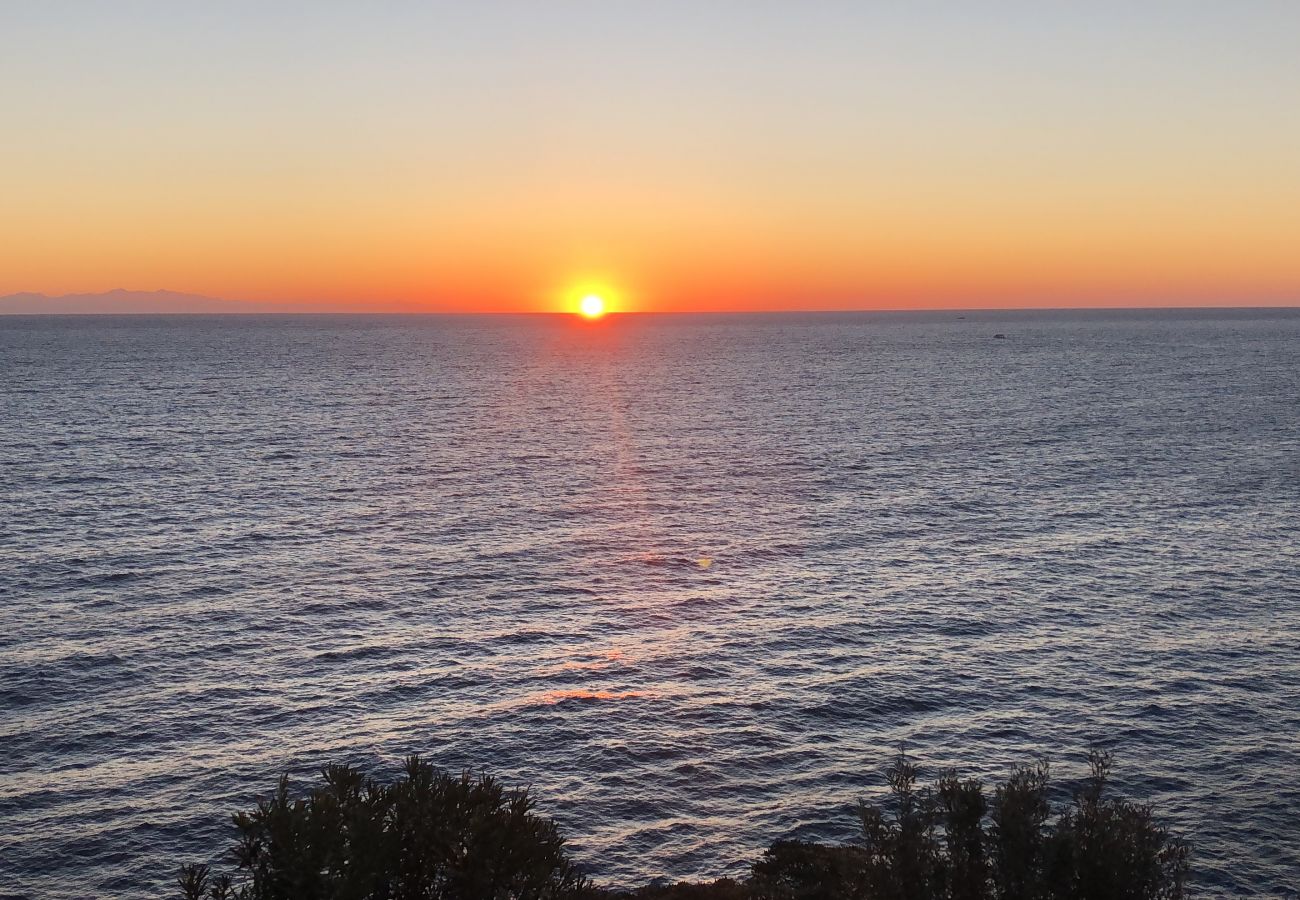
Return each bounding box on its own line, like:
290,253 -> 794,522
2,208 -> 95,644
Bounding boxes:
179,751 -> 1187,900
737,751 -> 1186,900
178,756 -> 586,900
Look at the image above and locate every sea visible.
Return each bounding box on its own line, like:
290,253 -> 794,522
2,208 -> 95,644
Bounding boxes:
1,309 -> 1297,898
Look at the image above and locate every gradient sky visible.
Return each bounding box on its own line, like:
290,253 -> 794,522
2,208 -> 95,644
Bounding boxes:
3,1 -> 1299,312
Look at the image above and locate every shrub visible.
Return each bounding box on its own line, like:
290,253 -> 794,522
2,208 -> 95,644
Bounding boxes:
742,751 -> 1186,900
750,842 -> 866,900
1043,751 -> 1189,900
178,756 -> 587,900
179,751 -> 1188,900
764,749 -> 1187,900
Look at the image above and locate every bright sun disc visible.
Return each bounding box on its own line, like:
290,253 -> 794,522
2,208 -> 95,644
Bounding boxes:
579,294 -> 606,318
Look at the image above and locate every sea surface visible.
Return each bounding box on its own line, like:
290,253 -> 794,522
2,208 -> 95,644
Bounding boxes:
1,310 -> 1298,898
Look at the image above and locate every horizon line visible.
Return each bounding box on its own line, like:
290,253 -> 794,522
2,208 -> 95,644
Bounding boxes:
5,304 -> 1300,317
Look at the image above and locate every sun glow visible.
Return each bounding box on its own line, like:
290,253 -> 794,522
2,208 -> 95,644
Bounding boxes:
559,279 -> 626,316
579,294 -> 607,318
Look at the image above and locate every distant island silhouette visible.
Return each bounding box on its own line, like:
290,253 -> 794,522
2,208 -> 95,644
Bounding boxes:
0,289 -> 304,315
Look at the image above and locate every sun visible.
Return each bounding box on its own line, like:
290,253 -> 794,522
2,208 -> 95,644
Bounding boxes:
560,279 -> 624,317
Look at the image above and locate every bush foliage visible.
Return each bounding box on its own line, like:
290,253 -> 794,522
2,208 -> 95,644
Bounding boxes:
738,750 -> 1187,900
179,756 -> 587,900
180,751 -> 1187,900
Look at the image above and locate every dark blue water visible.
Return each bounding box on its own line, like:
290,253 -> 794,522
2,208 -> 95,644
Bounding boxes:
2,310 -> 1298,898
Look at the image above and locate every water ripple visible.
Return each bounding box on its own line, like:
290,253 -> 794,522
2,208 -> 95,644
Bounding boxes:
1,310 -> 1298,897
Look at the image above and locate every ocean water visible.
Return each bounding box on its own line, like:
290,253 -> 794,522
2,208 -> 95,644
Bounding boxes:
1,310 -> 1298,898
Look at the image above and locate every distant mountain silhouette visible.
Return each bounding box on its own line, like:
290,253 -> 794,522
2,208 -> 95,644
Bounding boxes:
0,289 -> 303,314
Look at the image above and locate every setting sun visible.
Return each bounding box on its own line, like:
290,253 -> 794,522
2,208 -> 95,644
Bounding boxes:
579,294 -> 606,318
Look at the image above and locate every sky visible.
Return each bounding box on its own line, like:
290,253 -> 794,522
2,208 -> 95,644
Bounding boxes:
3,1 -> 1299,313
